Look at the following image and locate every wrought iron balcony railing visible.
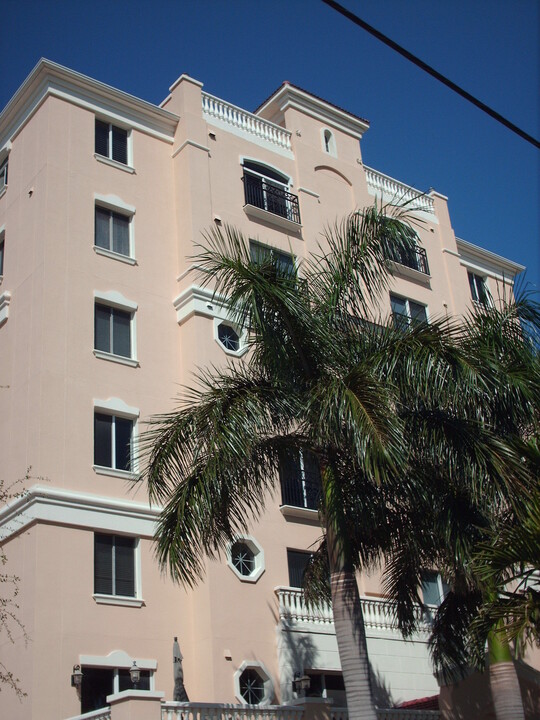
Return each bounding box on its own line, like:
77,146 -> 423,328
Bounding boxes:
388,244 -> 430,275
243,173 -> 301,225
280,471 -> 321,510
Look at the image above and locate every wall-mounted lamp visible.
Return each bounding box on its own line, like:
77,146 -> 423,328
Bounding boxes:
130,661 -> 141,686
292,671 -> 311,696
71,664 -> 83,688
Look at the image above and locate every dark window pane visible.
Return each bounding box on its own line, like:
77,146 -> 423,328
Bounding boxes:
112,126 -> 128,164
115,417 -> 132,471
81,667 -> 114,713
94,534 -> 113,595
0,239 -> 4,276
95,120 -> 109,157
115,536 -> 135,596
112,213 -> 129,256
421,571 -> 441,605
95,304 -> 111,353
279,448 -> 303,507
409,301 -> 427,324
95,207 -> 110,250
287,549 -> 311,588
243,161 -> 288,184
94,413 -> 112,467
112,309 -> 131,358
239,669 -> 265,704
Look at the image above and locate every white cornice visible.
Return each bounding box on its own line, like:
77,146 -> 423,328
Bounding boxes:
173,284 -> 234,324
257,85 -> 369,140
456,237 -> 525,280
0,59 -> 179,149
0,485 -> 161,541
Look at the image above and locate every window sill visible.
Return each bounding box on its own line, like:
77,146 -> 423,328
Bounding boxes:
243,204 -> 302,234
93,594 -> 144,608
94,350 -> 139,368
94,246 -> 137,265
95,154 -> 135,174
390,261 -> 431,285
93,465 -> 140,481
280,505 -> 319,523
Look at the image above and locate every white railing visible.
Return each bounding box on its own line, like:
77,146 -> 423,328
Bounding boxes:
162,703 -> 303,720
275,587 -> 433,633
364,166 -> 435,214
202,92 -> 292,151
66,708 -> 111,720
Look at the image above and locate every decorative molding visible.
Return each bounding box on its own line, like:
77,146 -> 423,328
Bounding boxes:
80,650 -> 157,670
172,139 -> 210,158
94,193 -> 136,215
297,187 -> 320,199
455,237 -> 524,281
95,153 -> 135,173
93,593 -> 144,608
174,284 -> 233,325
94,246 -> 137,265
0,290 -> 11,326
93,290 -> 138,311
93,350 -> 140,368
0,485 -> 161,542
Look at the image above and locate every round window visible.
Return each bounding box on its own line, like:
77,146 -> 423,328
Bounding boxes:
239,668 -> 265,704
231,541 -> 255,576
217,323 -> 240,352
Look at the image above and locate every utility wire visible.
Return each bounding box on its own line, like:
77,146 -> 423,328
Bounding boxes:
322,0 -> 540,150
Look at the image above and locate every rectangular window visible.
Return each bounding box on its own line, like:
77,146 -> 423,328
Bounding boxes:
287,549 -> 312,588
421,571 -> 449,606
94,533 -> 136,597
279,448 -> 321,510
250,240 -> 295,277
95,206 -> 131,257
390,294 -> 428,330
81,666 -> 150,713
94,413 -> 133,471
0,233 -> 4,276
95,119 -> 128,165
0,158 -> 7,191
468,271 -> 490,306
94,303 -> 132,358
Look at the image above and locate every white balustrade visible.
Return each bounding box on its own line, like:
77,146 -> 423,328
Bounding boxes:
334,710 -> 439,720
275,587 -> 433,633
202,93 -> 292,151
162,702 -> 303,720
66,709 -> 111,720
364,166 -> 435,214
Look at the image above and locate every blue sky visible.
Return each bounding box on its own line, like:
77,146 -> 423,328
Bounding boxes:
3,0 -> 539,290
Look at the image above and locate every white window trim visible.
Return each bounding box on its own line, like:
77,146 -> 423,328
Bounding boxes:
241,156 -> 293,188
95,119 -> 134,169
321,128 -> 337,157
94,290 -> 138,365
94,195 -> 136,261
93,535 -> 143,606
226,535 -> 265,583
234,660 -> 274,706
93,397 -> 140,478
468,271 -> 492,307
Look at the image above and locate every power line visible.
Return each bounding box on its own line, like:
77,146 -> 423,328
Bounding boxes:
322,0 -> 540,150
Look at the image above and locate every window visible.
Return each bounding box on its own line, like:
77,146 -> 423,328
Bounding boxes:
305,672 -> 345,705
279,448 -> 321,511
390,294 -> 428,330
322,129 -> 336,156
95,119 -> 129,165
95,206 -> 131,257
0,157 -> 7,192
287,549 -> 312,588
249,240 -> 295,278
243,160 -> 300,225
421,571 -> 449,606
81,666 -> 150,713
234,661 -> 273,705
0,230 -> 4,276
95,303 -> 132,358
217,322 -> 240,352
94,533 -> 136,597
227,536 -> 265,582
94,413 -> 133,472
468,271 -> 490,306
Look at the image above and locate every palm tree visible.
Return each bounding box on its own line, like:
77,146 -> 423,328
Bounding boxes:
141,208 -> 531,719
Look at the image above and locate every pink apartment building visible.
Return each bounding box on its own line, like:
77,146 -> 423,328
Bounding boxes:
0,60 -> 529,719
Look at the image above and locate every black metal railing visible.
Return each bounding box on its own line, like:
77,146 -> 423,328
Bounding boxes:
388,244 -> 430,274
243,173 -> 301,225
280,472 -> 321,510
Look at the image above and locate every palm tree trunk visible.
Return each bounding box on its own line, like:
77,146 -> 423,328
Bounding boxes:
323,462 -> 377,720
488,623 -> 525,720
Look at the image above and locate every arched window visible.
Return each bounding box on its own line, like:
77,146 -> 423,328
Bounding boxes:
242,160 -> 300,225
322,128 -> 336,156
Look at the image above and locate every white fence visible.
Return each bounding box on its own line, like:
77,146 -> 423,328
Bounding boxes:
162,703 -> 303,720
364,166 -> 435,214
202,93 -> 292,151
275,587 -> 433,634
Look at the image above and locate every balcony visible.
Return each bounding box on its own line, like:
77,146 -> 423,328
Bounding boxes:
387,244 -> 430,275
243,173 -> 301,231
365,166 -> 435,215
275,586 -> 434,634
279,449 -> 321,519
